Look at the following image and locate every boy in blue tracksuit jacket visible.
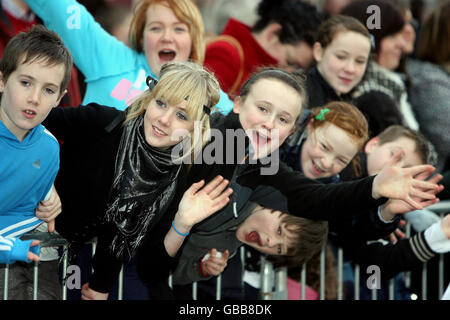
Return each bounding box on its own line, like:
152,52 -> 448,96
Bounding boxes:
0,26 -> 73,264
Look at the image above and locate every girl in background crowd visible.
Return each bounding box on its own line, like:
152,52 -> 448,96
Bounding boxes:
24,0 -> 233,113
306,15 -> 371,109
341,0 -> 419,130
298,15 -> 400,138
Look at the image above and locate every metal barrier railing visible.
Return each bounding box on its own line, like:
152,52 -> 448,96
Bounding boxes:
1,201 -> 449,300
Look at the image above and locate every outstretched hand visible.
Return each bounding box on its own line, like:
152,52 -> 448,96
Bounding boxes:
175,175 -> 233,232
380,173 -> 443,219
372,150 -> 443,210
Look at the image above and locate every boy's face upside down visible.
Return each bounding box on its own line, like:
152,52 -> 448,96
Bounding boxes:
236,206 -> 294,256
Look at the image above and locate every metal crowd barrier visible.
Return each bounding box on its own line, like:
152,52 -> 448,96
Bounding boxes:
1,201 -> 449,300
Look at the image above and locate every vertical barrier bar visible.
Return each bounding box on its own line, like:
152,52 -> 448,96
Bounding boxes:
118,264 -> 124,300
260,256 -> 274,300
275,267 -> 287,300
168,273 -> 173,290
389,279 -> 395,300
371,287 -> 377,300
422,263 -> 427,300
438,212 -> 445,298
3,264 -> 9,300
62,245 -> 68,300
192,282 -> 197,300
216,275 -> 221,300
91,242 -> 96,274
354,264 -> 360,300
240,246 -> 245,289
301,264 -> 306,300
337,248 -> 343,300
439,254 -> 444,298
404,223 -> 411,288
319,246 -> 325,300
33,261 -> 39,300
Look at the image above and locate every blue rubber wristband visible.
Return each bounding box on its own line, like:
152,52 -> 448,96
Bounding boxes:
172,221 -> 189,236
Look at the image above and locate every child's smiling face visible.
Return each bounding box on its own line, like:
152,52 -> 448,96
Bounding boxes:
233,78 -> 302,159
301,122 -> 359,179
143,97 -> 194,149
314,31 -> 370,95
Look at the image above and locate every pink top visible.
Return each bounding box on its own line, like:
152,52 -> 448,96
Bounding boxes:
287,277 -> 319,300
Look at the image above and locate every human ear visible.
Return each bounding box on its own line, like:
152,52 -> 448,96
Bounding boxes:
55,89 -> 68,107
364,137 -> 379,154
312,42 -> 323,63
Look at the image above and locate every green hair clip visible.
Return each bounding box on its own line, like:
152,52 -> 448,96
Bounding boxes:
315,108 -> 330,121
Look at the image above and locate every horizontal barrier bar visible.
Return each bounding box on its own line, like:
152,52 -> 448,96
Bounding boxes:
427,200 -> 450,213
3,213 -> 448,301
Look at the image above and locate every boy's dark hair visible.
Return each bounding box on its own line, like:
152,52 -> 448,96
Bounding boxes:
252,0 -> 323,47
0,25 -> 73,95
377,125 -> 432,165
267,213 -> 329,268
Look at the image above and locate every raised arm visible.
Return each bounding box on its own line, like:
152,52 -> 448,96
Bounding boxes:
25,0 -> 137,80
164,175 -> 233,257
344,214 -> 450,281
261,153 -> 442,221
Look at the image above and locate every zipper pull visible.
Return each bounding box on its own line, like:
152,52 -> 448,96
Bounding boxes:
233,202 -> 238,218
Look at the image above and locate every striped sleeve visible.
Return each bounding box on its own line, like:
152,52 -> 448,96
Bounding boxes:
0,216 -> 42,238
409,231 -> 436,263
0,236 -> 13,263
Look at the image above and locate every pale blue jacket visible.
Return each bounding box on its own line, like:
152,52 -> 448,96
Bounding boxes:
25,0 -> 234,113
